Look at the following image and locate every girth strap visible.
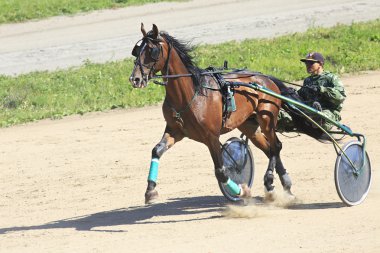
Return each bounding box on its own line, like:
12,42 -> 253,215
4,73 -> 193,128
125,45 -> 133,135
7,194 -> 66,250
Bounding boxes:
164,89 -> 200,128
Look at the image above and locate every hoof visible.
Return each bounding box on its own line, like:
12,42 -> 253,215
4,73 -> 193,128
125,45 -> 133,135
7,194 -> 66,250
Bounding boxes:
283,190 -> 296,202
265,188 -> 297,207
145,189 -> 158,204
264,170 -> 275,192
238,184 -> 252,199
280,173 -> 292,191
264,189 -> 277,202
284,187 -> 294,196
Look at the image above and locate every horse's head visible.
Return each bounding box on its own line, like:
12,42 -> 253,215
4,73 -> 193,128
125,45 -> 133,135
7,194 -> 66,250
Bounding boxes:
129,23 -> 168,88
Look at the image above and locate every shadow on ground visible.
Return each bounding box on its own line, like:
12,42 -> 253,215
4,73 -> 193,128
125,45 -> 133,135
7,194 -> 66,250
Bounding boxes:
0,196 -> 346,234
0,196 -> 225,234
287,202 -> 345,210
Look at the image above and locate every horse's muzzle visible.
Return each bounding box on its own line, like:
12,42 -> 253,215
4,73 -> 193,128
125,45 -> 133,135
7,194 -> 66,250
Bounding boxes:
129,75 -> 148,88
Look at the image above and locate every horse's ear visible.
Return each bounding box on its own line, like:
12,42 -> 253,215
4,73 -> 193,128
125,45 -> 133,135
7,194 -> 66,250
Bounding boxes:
141,23 -> 147,37
152,24 -> 159,39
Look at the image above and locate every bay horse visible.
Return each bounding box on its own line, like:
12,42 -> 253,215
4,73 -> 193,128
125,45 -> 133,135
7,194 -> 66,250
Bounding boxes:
129,24 -> 292,204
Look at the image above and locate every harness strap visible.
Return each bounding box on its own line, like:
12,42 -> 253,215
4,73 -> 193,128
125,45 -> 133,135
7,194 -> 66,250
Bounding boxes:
164,89 -> 200,127
205,67 -> 236,127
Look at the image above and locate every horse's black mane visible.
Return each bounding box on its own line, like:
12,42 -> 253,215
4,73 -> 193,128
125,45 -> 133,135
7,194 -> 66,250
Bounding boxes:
159,32 -> 204,88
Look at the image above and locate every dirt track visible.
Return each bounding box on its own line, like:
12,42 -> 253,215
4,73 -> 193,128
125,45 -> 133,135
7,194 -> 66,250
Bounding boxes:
0,71 -> 379,252
1,0 -> 380,252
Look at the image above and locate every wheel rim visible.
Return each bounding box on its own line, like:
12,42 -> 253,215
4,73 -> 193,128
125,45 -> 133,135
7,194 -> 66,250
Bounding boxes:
335,140 -> 371,206
219,138 -> 254,202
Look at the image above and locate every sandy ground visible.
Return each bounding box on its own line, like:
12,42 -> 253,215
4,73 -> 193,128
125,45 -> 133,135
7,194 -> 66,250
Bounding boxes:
0,0 -> 380,75
0,70 -> 379,252
0,0 -> 379,252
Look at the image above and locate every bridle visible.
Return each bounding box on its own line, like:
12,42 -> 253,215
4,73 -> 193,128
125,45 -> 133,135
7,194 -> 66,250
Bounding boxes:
131,35 -> 172,86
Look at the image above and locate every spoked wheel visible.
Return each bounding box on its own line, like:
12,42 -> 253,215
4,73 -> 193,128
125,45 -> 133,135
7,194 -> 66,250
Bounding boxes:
335,140 -> 372,206
219,137 -> 254,202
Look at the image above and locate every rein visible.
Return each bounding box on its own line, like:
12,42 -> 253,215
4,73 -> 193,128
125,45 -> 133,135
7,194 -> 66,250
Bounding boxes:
151,70 -> 304,88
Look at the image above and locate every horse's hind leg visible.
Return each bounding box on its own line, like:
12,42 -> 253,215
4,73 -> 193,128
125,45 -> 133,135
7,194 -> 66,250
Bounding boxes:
145,125 -> 184,204
258,112 -> 281,195
238,119 -> 275,191
274,152 -> 292,193
239,118 -> 292,193
259,111 -> 293,194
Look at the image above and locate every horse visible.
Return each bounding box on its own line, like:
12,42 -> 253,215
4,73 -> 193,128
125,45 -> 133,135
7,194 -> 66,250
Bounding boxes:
129,24 -> 293,204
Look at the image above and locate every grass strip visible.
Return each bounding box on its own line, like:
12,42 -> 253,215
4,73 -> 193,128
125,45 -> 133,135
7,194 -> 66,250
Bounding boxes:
0,0 -> 184,24
0,20 -> 379,127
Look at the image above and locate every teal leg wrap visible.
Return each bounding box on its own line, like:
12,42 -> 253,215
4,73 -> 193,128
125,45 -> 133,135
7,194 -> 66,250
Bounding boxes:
148,158 -> 159,182
224,178 -> 241,196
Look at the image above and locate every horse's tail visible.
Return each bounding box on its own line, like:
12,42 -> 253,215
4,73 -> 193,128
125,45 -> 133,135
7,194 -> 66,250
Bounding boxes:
266,75 -> 290,96
267,75 -> 306,105
267,75 -> 325,139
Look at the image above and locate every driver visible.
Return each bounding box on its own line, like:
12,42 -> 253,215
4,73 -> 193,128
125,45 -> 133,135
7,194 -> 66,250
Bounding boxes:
277,52 -> 346,131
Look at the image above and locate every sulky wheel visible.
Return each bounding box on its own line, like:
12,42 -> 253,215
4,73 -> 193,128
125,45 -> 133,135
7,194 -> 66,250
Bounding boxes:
335,140 -> 372,206
219,137 -> 254,202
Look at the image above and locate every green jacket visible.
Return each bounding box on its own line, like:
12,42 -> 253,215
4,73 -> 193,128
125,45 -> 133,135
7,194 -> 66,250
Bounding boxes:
298,71 -> 346,112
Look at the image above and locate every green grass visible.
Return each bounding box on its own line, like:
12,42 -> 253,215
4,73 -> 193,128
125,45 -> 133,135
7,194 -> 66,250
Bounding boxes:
194,20 -> 380,81
0,60 -> 164,126
1,20 -> 380,127
0,0 -> 184,24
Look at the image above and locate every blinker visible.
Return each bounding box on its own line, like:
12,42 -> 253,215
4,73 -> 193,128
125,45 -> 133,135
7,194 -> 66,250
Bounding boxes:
131,43 -> 160,61
132,45 -> 141,57
151,47 -> 160,60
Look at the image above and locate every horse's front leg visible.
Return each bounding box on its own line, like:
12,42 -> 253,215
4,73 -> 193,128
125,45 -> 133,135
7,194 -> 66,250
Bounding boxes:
207,137 -> 251,199
145,125 -> 184,204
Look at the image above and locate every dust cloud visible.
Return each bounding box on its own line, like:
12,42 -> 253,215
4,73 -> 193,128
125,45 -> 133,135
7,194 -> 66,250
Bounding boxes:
222,190 -> 301,218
